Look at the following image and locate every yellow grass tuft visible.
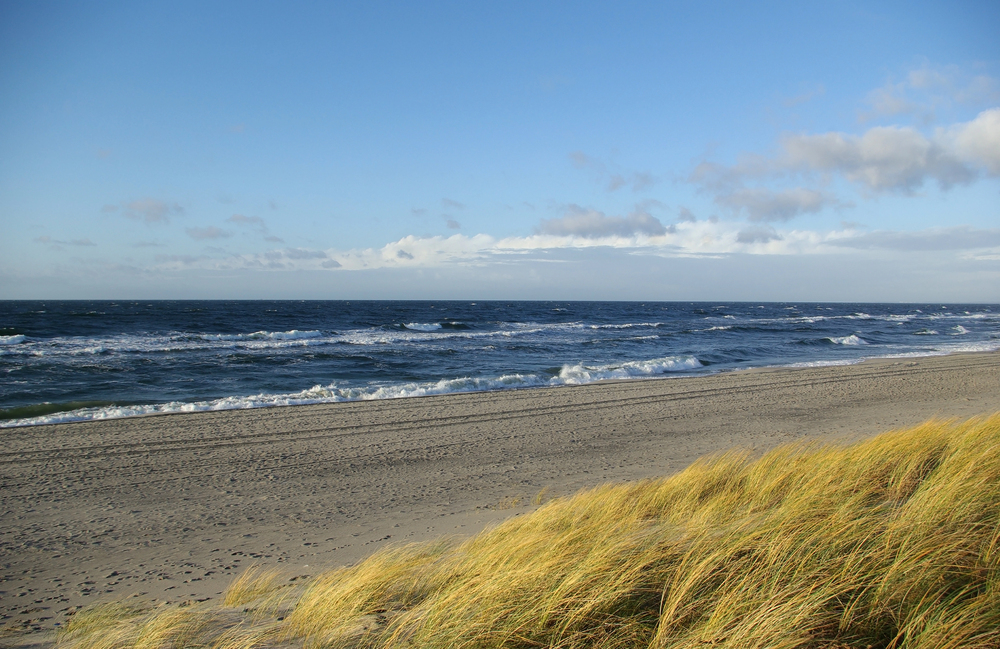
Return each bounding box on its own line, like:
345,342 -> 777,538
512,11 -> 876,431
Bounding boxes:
58,602 -> 219,649
223,564 -> 290,608
57,414 -> 1000,648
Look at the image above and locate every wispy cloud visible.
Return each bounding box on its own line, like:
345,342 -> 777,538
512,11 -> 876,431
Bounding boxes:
537,205 -> 668,238
827,226 -> 1000,251
861,63 -> 1000,122
569,151 -> 658,192
227,213 -> 267,229
736,225 -> 782,244
715,187 -> 840,222
283,247 -> 327,260
783,84 -> 826,107
185,226 -> 232,240
33,236 -> 97,247
122,198 -> 183,224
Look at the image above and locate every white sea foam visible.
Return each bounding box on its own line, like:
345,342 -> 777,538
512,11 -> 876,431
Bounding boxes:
952,325 -> 969,335
0,335 -> 25,345
202,329 -> 323,341
827,334 -> 867,345
913,329 -> 938,335
589,322 -> 663,330
786,359 -> 860,368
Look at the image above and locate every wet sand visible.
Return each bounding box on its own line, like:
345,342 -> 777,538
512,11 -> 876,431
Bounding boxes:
1,351 -> 998,643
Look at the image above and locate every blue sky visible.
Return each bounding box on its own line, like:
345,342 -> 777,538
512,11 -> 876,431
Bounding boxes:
1,1 -> 998,300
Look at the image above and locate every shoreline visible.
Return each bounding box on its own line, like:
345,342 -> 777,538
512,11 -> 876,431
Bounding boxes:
2,351 -> 998,643
5,345 -> 999,430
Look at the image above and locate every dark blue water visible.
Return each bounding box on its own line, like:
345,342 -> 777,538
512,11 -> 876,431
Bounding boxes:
1,301 -> 998,427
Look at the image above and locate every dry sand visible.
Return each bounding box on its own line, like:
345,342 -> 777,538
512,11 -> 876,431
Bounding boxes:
2,351 -> 998,643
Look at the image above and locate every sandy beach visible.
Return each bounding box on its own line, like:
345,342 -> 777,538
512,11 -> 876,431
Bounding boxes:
2,351 -> 998,641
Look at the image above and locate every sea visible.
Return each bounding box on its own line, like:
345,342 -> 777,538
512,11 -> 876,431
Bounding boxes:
1,301 -> 998,428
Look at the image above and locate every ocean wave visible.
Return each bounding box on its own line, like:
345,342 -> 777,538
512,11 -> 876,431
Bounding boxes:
556,355 -> 703,384
399,321 -> 473,331
827,335 -> 867,345
952,325 -> 969,335
0,354 -> 704,428
0,334 -> 26,345
913,329 -> 938,335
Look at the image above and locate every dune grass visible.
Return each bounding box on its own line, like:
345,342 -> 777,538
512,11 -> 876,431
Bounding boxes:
58,414 -> 1000,648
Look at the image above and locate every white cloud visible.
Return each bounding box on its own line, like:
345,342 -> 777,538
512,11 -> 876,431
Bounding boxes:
781,125 -> 977,192
692,108 -> 999,206
946,108 -> 1000,175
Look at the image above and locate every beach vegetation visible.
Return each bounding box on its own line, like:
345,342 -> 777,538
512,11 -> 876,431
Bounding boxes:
57,414 -> 1000,648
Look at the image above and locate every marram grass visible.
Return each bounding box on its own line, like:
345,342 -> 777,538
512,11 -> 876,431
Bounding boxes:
58,414 -> 1000,649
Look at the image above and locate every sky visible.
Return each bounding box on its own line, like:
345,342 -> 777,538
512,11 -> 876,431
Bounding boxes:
1,1 -> 998,301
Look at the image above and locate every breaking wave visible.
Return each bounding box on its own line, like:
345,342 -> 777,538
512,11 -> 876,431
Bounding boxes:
826,335 -> 867,345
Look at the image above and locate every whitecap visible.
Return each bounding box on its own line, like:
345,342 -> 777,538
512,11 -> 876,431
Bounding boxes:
589,322 -> 663,330
0,334 -> 25,345
403,323 -> 443,332
827,334 -> 867,345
